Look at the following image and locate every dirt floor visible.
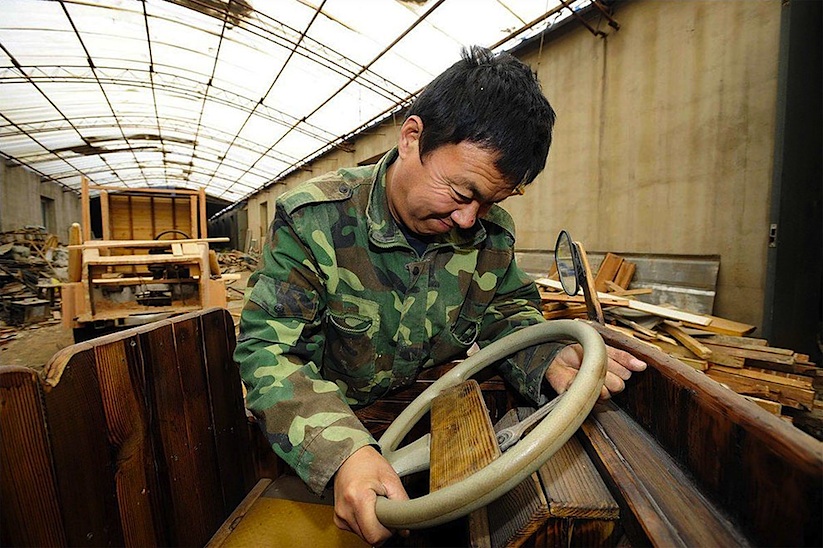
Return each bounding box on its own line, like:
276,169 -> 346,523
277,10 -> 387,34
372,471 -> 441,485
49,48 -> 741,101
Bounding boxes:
0,271 -> 251,373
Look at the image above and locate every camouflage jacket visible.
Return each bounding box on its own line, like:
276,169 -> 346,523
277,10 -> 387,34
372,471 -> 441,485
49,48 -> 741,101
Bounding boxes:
235,148 -> 563,494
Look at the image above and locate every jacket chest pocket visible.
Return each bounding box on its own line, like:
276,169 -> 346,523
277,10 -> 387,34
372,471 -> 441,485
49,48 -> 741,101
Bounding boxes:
323,303 -> 380,389
429,310 -> 482,365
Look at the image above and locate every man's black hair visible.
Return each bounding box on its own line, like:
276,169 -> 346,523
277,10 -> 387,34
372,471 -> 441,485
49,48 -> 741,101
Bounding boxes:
407,45 -> 556,188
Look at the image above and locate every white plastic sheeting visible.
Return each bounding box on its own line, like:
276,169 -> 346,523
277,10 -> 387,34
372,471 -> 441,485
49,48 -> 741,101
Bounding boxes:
0,0 -> 593,201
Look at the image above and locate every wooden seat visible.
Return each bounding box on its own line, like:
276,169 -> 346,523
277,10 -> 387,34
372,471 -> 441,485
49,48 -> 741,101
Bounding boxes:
206,477 -> 367,548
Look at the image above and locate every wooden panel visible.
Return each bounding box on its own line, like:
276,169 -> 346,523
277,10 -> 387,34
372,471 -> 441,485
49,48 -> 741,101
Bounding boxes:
109,195 -> 194,241
139,315 -> 225,547
598,323 -> 823,547
613,261 -> 636,289
44,346 -> 130,547
81,176 -> 91,241
485,409 -> 550,548
539,435 -> 618,520
580,402 -> 750,547
94,337 -> 163,547
200,309 -> 256,509
0,366 -> 65,547
429,380 -> 499,491
593,253 -> 624,293
429,380 -> 498,548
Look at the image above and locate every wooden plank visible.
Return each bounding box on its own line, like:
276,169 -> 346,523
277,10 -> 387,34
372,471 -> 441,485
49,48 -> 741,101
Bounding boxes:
43,345 -> 132,547
706,367 -> 815,409
200,309 -> 256,512
576,242 -> 605,323
0,367 -> 66,547
628,300 -> 711,326
535,278 -> 712,325
482,409 -> 550,548
703,343 -> 797,365
594,253 -> 624,293
430,380 -> 498,548
429,380 -> 499,491
88,184 -> 202,195
677,357 -> 709,371
190,196 -> 198,241
711,365 -> 813,390
613,316 -> 658,339
705,368 -> 814,410
538,434 -> 619,519
68,221 -> 83,282
699,334 -> 769,347
683,315 -> 756,336
702,339 -> 792,354
604,281 -> 651,297
580,402 -> 751,547
613,261 -> 636,289
742,396 -> 783,416
100,190 -> 111,240
95,337 -> 163,547
139,316 -> 226,547
199,187 -> 208,238
82,175 -> 91,241
205,479 -> 273,548
660,321 -> 713,360
541,292 -> 630,307
85,253 -> 203,266
705,346 -> 746,368
487,473 -> 549,548
69,237 -> 229,249
543,304 -> 588,319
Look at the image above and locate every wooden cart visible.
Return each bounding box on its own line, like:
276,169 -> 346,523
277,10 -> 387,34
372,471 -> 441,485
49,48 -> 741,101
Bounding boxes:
2,309 -> 820,547
60,178 -> 230,341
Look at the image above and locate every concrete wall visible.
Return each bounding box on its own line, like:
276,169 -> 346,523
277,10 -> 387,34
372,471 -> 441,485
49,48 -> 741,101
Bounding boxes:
507,0 -> 779,329
0,163 -> 82,243
215,0 -> 781,330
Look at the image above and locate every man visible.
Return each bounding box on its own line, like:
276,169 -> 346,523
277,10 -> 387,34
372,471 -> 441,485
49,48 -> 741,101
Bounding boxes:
235,45 -> 645,545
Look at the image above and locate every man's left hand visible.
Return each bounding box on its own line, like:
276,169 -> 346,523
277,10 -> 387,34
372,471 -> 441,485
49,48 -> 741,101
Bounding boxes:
546,344 -> 646,400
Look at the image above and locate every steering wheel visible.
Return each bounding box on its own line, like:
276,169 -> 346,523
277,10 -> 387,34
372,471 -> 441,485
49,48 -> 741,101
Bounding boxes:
154,229 -> 192,240
375,319 -> 606,529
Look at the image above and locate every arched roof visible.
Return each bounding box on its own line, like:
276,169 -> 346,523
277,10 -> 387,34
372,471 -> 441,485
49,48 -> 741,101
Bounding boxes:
0,0 -> 596,202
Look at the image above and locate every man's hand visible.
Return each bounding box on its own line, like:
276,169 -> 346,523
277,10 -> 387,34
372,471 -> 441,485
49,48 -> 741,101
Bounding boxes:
333,445 -> 409,545
546,344 -> 646,400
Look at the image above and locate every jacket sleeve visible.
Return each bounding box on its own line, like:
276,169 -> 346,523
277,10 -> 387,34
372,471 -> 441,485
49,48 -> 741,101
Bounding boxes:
234,206 -> 375,494
477,257 -> 566,406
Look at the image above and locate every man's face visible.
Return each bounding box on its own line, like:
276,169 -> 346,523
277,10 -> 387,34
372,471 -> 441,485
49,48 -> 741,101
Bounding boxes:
387,119 -> 518,236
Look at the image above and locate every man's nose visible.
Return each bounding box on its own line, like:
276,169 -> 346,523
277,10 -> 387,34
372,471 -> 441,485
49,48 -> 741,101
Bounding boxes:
451,202 -> 480,228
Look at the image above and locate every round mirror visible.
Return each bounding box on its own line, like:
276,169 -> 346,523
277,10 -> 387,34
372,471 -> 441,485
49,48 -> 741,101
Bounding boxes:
555,230 -> 579,296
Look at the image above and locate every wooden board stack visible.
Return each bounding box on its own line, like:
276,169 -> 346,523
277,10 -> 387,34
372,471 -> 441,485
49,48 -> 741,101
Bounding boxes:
535,253 -> 821,427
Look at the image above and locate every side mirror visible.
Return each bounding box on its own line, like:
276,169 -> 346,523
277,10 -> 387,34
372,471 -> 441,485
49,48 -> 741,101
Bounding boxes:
554,230 -> 604,324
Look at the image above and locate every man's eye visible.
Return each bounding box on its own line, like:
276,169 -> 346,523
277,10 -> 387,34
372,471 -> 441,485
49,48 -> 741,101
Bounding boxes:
450,186 -> 472,203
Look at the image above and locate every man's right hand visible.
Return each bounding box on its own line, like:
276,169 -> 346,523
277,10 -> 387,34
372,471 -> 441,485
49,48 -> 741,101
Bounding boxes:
333,445 -> 409,545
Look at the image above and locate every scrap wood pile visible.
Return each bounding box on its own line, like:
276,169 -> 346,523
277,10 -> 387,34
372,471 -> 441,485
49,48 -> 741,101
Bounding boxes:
536,252 -> 822,424
216,249 -> 258,273
0,227 -> 67,330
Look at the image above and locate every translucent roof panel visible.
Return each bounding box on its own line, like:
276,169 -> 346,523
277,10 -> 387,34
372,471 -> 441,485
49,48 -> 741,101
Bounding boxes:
0,0 -> 593,202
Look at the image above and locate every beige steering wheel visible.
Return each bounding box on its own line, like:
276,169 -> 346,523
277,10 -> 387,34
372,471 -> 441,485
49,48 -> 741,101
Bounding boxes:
375,319 -> 606,529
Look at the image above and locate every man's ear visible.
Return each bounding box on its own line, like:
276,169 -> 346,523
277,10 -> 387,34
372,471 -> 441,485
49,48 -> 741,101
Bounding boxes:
397,115 -> 423,159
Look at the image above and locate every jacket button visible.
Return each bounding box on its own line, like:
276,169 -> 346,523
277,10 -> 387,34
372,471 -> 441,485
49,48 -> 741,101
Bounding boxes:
274,303 -> 285,314
338,184 -> 349,195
